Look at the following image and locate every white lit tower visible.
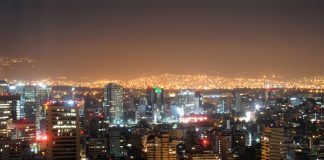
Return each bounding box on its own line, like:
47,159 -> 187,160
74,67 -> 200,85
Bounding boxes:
104,83 -> 124,125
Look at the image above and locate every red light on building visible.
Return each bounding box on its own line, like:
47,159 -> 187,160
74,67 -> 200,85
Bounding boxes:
201,138 -> 209,146
179,115 -> 208,123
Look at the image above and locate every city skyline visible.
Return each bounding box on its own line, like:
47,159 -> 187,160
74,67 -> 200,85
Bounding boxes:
0,0 -> 323,159
1,0 -> 323,80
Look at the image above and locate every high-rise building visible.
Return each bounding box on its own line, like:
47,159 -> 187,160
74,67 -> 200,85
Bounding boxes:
23,85 -> 37,123
8,84 -> 49,131
86,110 -> 106,138
177,90 -> 202,116
26,85 -> 49,129
261,127 -> 287,160
0,80 -> 8,93
0,93 -> 21,138
215,130 -> 232,160
147,86 -> 164,122
107,127 -> 130,159
86,138 -> 107,160
146,133 -> 177,160
107,127 -> 123,159
46,100 -> 81,160
234,93 -> 251,114
104,83 -> 124,125
232,130 -> 247,156
85,110 -> 108,159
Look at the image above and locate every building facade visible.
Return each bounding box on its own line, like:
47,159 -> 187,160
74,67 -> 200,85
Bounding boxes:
46,101 -> 80,160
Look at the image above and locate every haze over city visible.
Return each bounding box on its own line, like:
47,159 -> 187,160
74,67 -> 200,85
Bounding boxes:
1,0 -> 323,80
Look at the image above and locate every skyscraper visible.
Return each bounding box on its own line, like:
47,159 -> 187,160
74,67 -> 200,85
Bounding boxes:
215,130 -> 232,160
0,80 -> 8,93
23,85 -> 37,123
8,84 -> 50,131
0,93 -> 21,138
261,127 -> 287,160
46,100 -> 81,160
107,127 -> 122,159
104,83 -> 124,125
147,86 -> 164,122
146,133 -> 177,160
177,90 -> 202,116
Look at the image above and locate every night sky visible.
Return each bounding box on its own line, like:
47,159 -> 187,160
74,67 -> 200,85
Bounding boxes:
0,0 -> 323,80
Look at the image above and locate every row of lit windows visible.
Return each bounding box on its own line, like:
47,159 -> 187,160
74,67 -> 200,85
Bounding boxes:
57,129 -> 72,133
56,121 -> 76,125
54,109 -> 76,113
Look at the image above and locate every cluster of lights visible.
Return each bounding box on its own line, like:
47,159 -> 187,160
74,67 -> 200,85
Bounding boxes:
6,74 -> 324,90
44,99 -> 79,107
53,125 -> 77,129
36,134 -> 48,141
180,115 -> 208,123
0,57 -> 35,66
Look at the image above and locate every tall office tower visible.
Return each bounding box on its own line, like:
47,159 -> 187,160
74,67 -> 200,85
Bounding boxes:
0,93 -> 21,138
232,130 -> 247,156
25,85 -> 49,124
35,85 -> 50,128
86,138 -> 107,160
107,127 -> 123,159
104,83 -> 124,125
146,133 -> 177,160
261,127 -> 287,160
46,100 -> 80,160
85,108 -> 108,159
9,84 -> 49,130
195,91 -> 203,109
23,85 -> 37,122
147,86 -> 164,122
0,80 -> 9,93
221,93 -> 234,114
215,130 -> 232,160
87,110 -> 106,138
123,89 -> 136,123
234,93 -> 251,114
107,127 -> 130,159
234,93 -> 242,113
177,90 -> 202,115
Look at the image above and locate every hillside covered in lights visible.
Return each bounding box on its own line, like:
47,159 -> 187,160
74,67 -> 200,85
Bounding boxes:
8,74 -> 324,90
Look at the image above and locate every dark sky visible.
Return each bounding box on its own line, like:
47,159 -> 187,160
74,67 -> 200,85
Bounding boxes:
0,0 -> 323,80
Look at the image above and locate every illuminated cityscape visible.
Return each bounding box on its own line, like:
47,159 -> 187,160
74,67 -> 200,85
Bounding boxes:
0,0 -> 324,160
4,74 -> 324,90
0,77 -> 323,159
